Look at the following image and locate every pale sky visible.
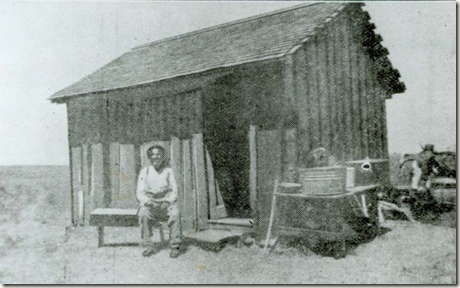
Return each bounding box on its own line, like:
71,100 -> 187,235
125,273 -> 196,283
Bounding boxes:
0,1 -> 456,165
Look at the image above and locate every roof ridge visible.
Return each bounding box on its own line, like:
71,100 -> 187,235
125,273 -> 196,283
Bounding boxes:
132,2 -> 332,51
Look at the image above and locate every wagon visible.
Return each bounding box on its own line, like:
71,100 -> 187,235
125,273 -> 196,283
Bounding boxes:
395,151 -> 456,207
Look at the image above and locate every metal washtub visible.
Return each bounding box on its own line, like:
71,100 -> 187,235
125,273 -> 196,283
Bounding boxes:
298,166 -> 347,195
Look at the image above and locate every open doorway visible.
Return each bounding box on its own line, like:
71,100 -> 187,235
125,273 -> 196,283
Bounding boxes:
203,76 -> 251,218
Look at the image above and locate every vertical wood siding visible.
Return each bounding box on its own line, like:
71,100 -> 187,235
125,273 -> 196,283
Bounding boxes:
68,89 -> 203,147
294,10 -> 391,164
67,97 -> 105,146
341,22 -> 355,161
303,43 -> 320,152
316,35 -> 331,154
326,29 -> 339,159
294,47 -> 311,162
349,27 -> 362,159
332,25 -> 345,160
358,51 -> 370,158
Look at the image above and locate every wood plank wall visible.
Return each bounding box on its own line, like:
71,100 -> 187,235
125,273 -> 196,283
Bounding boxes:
294,10 -> 391,166
68,133 -> 226,229
66,89 -> 205,220
65,64 -> 283,227
67,90 -> 203,147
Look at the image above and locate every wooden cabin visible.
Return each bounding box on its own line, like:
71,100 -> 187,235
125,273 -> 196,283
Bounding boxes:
50,3 -> 405,237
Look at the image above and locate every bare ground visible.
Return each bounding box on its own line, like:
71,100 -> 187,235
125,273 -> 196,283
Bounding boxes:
0,166 -> 456,284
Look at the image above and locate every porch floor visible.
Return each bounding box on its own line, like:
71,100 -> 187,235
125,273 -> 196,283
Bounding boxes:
207,218 -> 253,234
207,218 -> 253,227
184,229 -> 243,243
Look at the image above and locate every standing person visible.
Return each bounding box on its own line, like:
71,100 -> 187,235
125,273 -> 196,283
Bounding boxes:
137,145 -> 183,258
398,144 -> 440,207
411,144 -> 440,192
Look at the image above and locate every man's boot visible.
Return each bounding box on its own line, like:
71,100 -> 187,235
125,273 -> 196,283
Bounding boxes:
142,243 -> 158,257
170,246 -> 181,258
169,240 -> 183,258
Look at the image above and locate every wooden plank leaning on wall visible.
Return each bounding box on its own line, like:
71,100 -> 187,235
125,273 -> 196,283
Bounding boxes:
170,137 -> 184,233
90,143 -> 104,212
205,149 -> 217,219
82,144 -> 90,224
119,144 -> 137,208
71,146 -> 82,226
192,133 -> 208,230
109,143 -> 121,207
205,148 -> 227,220
214,179 -> 227,219
181,139 -> 196,235
66,101 -> 76,226
249,125 -> 258,221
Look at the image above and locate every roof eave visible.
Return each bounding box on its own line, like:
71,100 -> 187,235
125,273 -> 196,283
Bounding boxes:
49,53 -> 287,103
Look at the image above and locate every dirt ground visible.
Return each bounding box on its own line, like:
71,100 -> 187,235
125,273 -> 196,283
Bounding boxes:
0,166 -> 456,284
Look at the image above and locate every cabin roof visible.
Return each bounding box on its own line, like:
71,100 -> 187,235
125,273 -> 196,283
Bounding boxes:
50,3 -> 404,102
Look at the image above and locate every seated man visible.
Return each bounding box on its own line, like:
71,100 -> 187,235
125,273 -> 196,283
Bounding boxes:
137,145 -> 183,258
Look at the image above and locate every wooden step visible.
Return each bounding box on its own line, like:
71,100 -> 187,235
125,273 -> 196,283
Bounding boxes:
184,229 -> 243,243
207,218 -> 253,233
208,218 -> 253,227
184,229 -> 243,252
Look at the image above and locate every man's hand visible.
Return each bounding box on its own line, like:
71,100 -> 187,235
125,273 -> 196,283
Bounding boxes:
145,200 -> 159,207
148,198 -> 169,203
144,199 -> 170,210
145,195 -> 170,207
159,185 -> 172,194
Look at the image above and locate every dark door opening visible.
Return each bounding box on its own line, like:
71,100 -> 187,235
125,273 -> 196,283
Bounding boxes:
203,76 -> 251,218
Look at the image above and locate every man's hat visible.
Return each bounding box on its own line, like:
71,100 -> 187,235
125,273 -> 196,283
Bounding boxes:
422,144 -> 435,151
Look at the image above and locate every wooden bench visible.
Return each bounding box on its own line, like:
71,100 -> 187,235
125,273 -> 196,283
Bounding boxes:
89,208 -> 140,247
